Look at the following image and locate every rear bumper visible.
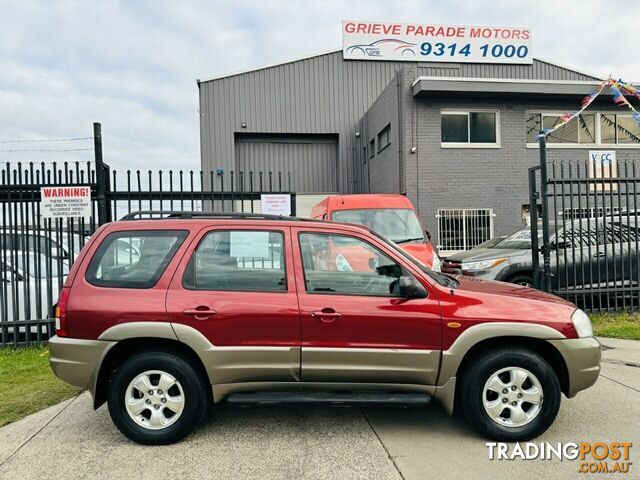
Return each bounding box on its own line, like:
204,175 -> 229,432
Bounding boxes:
49,335 -> 115,395
548,336 -> 601,397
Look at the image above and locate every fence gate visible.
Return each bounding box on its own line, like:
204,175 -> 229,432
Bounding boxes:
0,124 -> 295,346
529,148 -> 640,312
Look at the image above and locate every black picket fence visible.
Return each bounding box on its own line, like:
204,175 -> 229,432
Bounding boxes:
530,152 -> 640,312
0,155 -> 294,346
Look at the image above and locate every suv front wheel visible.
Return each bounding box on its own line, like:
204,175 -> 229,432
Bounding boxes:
458,346 -> 561,441
107,351 -> 209,445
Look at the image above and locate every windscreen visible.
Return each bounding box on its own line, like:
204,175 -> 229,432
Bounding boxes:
331,208 -> 424,244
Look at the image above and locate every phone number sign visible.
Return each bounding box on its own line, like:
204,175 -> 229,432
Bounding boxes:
343,21 -> 532,64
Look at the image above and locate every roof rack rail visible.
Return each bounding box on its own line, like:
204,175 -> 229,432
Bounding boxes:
119,211 -> 308,221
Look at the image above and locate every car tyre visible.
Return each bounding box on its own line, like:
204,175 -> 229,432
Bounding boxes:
508,274 -> 534,288
458,347 -> 561,442
107,351 -> 209,445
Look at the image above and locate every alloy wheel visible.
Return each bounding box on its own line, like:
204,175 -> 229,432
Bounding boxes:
124,370 -> 185,430
482,366 -> 543,427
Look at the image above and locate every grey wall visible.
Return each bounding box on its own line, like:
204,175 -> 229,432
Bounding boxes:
404,96 -> 619,238
363,74 -> 401,194
199,51 -> 598,194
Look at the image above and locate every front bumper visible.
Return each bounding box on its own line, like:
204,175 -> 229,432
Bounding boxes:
548,336 -> 601,397
49,335 -> 115,394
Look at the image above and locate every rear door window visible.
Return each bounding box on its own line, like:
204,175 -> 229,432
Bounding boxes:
86,230 -> 187,288
182,230 -> 286,292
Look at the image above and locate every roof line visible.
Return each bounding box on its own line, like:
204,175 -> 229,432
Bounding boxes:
197,49 -> 605,85
412,76 -> 604,87
197,47 -> 342,84
533,56 -> 605,81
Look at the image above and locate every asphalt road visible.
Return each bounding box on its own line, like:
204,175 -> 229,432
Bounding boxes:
1,338 -> 638,480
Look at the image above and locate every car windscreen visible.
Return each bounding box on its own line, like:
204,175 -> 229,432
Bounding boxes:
331,208 -> 424,244
493,227 -> 544,250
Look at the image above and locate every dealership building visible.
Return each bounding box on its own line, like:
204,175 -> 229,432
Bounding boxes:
197,22 -> 636,252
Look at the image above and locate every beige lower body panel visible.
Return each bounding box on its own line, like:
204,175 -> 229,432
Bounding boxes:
49,335 -> 115,392
548,337 -> 601,397
301,347 -> 440,384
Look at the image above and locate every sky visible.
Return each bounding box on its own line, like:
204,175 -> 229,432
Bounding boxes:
0,0 -> 637,173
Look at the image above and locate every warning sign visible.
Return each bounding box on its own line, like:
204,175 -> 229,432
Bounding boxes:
41,186 -> 92,219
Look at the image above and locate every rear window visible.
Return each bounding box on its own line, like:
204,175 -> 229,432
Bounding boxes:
86,230 -> 187,288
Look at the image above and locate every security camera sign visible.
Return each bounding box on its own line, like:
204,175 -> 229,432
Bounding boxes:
41,186 -> 92,219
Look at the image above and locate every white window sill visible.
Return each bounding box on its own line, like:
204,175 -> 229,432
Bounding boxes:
441,143 -> 501,149
526,143 -> 640,149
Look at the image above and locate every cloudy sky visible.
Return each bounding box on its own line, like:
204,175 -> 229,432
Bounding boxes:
0,0 -> 636,172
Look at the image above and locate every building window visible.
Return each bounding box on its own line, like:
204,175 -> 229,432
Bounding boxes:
526,112 -> 640,147
377,124 -> 391,152
369,138 -> 376,158
441,111 -> 499,146
436,208 -> 494,254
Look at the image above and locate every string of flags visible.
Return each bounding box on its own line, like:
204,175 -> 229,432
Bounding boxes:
538,77 -> 640,139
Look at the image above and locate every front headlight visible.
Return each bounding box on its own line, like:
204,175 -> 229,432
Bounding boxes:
571,309 -> 594,338
461,258 -> 508,271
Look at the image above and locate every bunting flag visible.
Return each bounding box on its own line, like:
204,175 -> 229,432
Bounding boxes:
537,76 -> 640,139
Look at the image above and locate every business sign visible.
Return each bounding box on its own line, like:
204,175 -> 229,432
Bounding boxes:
342,21 -> 532,64
41,186 -> 92,219
588,151 -> 617,191
260,194 -> 291,216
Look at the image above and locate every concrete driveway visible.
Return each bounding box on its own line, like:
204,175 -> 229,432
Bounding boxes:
1,338 -> 638,480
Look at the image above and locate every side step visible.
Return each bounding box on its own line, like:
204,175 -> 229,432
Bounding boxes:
226,392 -> 431,407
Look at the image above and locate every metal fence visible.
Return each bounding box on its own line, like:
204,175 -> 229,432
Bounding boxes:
0,124 -> 294,346
530,147 -> 640,312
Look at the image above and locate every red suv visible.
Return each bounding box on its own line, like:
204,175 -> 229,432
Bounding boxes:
49,212 -> 600,445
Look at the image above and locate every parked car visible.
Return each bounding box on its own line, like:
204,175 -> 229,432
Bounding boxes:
0,229 -> 89,261
0,252 -> 68,322
50,212 -> 600,445
311,194 -> 440,270
442,219 -> 640,291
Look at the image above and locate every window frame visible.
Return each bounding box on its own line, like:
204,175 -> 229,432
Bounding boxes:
526,111 -> 640,149
297,231 -> 411,298
377,124 -> 391,153
86,229 -> 188,289
182,228 -> 289,293
440,109 -> 501,149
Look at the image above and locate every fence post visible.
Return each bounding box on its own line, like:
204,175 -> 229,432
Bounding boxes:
93,122 -> 108,225
529,166 -> 541,289
538,132 -> 552,292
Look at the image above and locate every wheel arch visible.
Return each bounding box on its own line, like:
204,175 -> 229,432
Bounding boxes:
434,322 -> 569,414
93,337 -> 211,410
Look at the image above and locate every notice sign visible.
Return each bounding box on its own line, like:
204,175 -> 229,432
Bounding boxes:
260,194 -> 291,216
41,186 -> 92,219
589,151 -> 617,191
342,21 -> 532,64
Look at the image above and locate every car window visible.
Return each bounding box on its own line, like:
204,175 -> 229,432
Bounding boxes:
299,232 -> 405,296
331,208 -> 424,244
183,230 -> 286,292
86,230 -> 187,288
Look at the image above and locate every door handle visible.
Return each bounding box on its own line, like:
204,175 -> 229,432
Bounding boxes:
310,309 -> 342,323
183,306 -> 217,320
593,252 -> 606,258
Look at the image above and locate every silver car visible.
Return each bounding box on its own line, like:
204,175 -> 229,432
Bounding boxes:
442,219 -> 640,290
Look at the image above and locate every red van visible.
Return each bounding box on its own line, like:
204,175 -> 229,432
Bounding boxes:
311,194 -> 439,270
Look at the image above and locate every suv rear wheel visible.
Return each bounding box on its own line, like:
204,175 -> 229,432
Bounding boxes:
458,347 -> 561,441
107,351 -> 209,445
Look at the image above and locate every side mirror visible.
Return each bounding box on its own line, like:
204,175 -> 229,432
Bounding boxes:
398,275 -> 427,299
